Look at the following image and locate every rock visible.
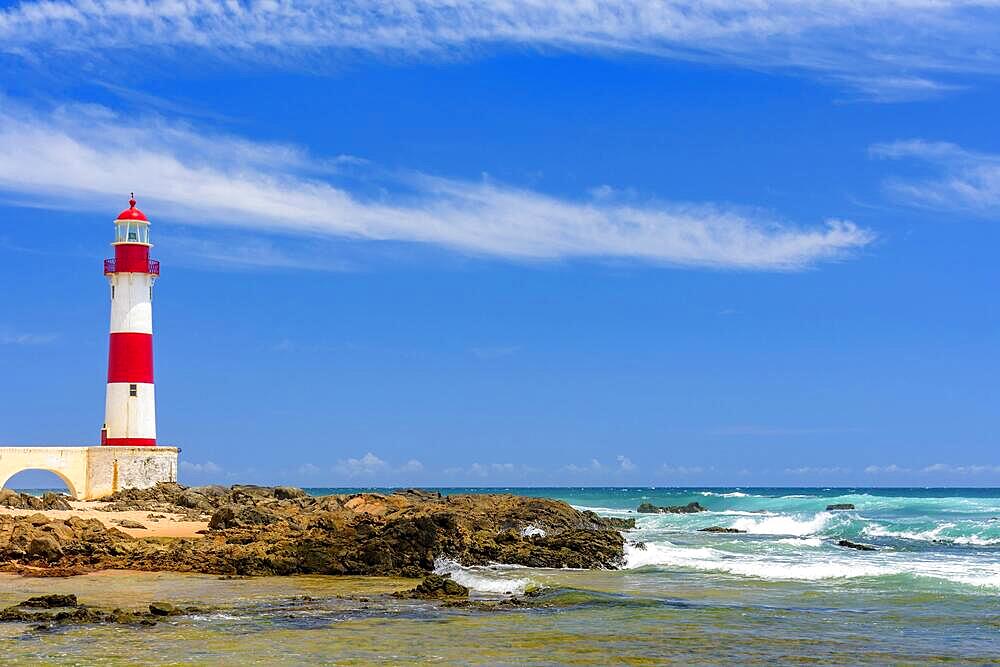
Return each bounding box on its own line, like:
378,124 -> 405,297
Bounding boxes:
42,493 -> 73,510
838,539 -> 876,551
826,504 -> 855,511
393,574 -> 469,599
20,594 -> 78,608
1,488 -> 630,578
27,535 -> 64,561
115,519 -> 148,529
698,526 -> 746,533
637,502 -> 706,514
273,487 -> 307,500
148,602 -> 179,616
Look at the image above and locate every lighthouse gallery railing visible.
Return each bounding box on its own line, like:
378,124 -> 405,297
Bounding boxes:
104,259 -> 160,275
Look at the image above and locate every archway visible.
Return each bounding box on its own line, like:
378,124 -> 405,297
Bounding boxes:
1,468 -> 78,498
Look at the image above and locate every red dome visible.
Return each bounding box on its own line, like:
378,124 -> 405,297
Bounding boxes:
116,197 -> 148,222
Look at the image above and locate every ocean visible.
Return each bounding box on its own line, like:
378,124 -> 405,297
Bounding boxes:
2,487 -> 998,664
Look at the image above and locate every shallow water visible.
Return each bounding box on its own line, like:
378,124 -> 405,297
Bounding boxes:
3,487 -> 999,664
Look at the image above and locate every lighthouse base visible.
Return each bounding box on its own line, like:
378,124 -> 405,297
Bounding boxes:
0,446 -> 178,500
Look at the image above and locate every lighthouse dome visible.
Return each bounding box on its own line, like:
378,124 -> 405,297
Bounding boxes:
116,197 -> 148,222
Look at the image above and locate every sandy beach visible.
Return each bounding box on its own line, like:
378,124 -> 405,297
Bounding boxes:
0,502 -> 208,538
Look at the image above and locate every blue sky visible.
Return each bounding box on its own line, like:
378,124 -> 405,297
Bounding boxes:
1,1 -> 998,487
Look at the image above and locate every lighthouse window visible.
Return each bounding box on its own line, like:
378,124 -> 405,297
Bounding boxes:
111,285 -> 115,299
129,384 -> 138,397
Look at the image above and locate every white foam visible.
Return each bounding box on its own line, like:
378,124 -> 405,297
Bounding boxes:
863,523 -> 1000,546
700,491 -> 751,498
776,537 -> 823,547
623,541 -> 1000,590
730,512 -> 833,536
433,559 -> 531,595
520,525 -> 546,538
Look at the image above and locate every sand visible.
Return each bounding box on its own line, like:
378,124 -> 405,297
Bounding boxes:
0,501 -> 208,538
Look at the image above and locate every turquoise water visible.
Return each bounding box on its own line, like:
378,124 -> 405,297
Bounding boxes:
4,486 -> 998,663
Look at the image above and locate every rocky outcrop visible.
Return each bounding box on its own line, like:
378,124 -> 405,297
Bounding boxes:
0,486 -> 631,577
0,594 -> 199,628
698,526 -> 746,534
393,574 -> 469,599
0,489 -> 73,511
637,502 -> 706,514
826,504 -> 855,511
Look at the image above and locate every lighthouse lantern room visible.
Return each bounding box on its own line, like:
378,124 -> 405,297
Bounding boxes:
102,195 -> 159,446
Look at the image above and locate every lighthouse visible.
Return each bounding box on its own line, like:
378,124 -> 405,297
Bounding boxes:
102,196 -> 159,446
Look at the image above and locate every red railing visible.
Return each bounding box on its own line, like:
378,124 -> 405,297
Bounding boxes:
104,259 -> 160,275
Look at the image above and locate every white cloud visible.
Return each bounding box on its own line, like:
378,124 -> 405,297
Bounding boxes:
661,465 -> 706,475
179,460 -> 222,474
921,463 -> 1000,475
2,1 -> 997,98
864,464 -> 910,474
397,459 -> 425,474
563,459 -> 604,474
297,463 -> 322,476
616,455 -> 636,472
0,101 -> 872,270
334,452 -> 387,478
870,140 -> 1000,215
0,331 -> 57,345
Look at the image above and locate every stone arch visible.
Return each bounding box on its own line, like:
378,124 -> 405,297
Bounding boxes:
0,448 -> 89,500
0,467 -> 79,498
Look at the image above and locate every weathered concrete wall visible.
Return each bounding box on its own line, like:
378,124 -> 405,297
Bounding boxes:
0,446 -> 178,500
85,447 -> 177,499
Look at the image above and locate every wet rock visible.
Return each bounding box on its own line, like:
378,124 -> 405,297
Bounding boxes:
826,504 -> 856,511
148,602 -> 180,616
698,526 -> 747,534
393,574 -> 469,599
20,594 -> 78,608
115,519 -> 148,529
838,539 -> 876,551
637,502 -> 706,514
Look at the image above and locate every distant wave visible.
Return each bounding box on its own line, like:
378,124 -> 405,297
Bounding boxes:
729,512 -> 835,536
622,543 -> 1000,590
699,491 -> 752,498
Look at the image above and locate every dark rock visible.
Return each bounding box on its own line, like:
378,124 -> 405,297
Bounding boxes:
148,602 -> 179,616
273,487 -> 307,500
42,493 -> 73,510
838,539 -> 876,551
393,574 -> 469,599
20,594 -> 78,608
698,526 -> 747,534
637,501 -> 706,514
115,519 -> 147,529
826,504 -> 856,511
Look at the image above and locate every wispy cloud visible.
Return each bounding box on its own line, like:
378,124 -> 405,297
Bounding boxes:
784,465 -> 851,475
333,452 -> 425,479
0,330 -> 57,345
2,1 -> 998,98
0,100 -> 872,270
871,140 -> 1000,215
179,460 -> 222,474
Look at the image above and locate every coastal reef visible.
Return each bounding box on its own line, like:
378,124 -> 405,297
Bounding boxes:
0,485 -> 633,577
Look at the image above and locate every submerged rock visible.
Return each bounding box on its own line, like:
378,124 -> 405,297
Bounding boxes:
837,539 -> 876,551
637,502 -> 706,514
0,595 -> 195,628
393,574 -> 469,599
698,526 -> 746,534
20,594 -> 78,608
826,504 -> 856,511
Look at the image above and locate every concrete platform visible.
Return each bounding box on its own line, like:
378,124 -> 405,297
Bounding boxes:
0,446 -> 178,500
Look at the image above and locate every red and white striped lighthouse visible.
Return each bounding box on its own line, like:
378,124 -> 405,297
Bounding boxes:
101,196 -> 159,446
